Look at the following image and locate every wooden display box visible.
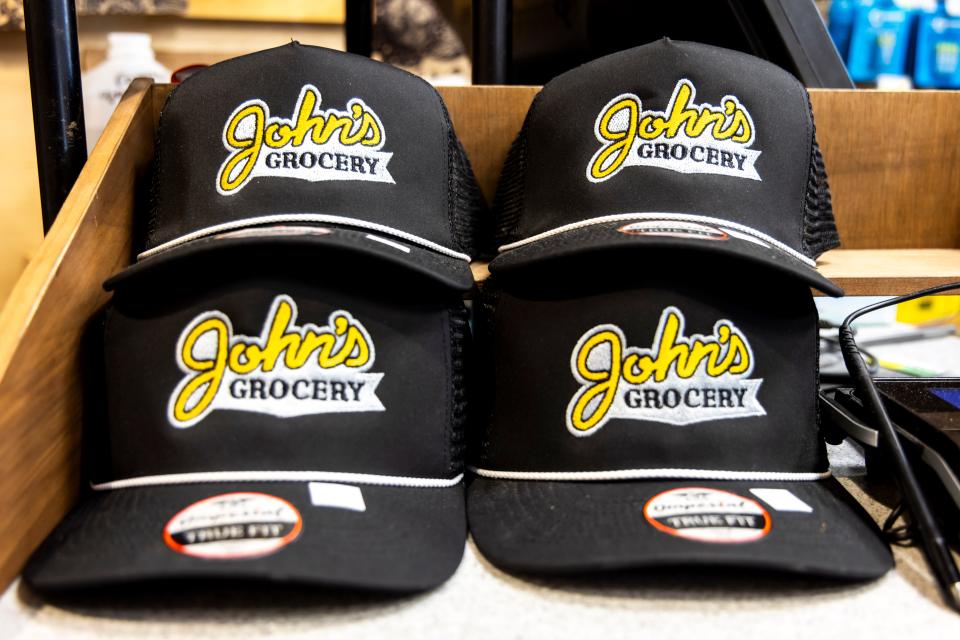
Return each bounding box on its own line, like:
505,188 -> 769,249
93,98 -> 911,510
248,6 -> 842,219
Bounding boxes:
0,80 -> 958,590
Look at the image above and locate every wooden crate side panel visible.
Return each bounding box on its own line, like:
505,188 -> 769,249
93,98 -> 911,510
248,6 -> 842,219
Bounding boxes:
0,80 -> 156,589
811,89 -> 960,250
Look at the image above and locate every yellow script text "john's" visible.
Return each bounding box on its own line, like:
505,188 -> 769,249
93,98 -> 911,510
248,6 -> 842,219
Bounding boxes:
588,79 -> 755,182
171,296 -> 372,426
217,84 -> 385,194
569,308 -> 752,433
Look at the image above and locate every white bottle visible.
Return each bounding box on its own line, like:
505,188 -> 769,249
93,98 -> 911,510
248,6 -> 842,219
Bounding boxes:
82,33 -> 170,153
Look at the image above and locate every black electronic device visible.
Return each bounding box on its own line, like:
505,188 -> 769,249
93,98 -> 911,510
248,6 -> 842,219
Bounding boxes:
821,380 -> 960,538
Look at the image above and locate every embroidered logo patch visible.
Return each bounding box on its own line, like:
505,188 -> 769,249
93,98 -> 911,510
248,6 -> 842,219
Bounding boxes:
567,306 -> 764,436
217,84 -> 394,195
169,294 -> 385,428
587,79 -> 760,183
644,487 -> 771,543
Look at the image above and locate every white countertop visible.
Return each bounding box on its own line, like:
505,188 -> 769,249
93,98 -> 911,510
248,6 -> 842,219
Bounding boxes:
1,537 -> 957,640
2,441 -> 959,640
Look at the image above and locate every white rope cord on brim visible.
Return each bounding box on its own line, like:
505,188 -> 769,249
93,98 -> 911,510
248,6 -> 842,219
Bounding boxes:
138,213 -> 471,262
497,212 -> 816,268
469,466 -> 830,482
92,471 -> 464,490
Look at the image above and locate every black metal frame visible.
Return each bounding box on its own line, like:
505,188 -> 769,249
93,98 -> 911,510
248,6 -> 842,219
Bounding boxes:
345,0 -> 374,58
472,0 -> 512,85
24,0 -> 87,234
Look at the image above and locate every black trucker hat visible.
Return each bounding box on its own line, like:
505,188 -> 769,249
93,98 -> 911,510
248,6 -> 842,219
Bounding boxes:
489,39 -> 842,296
467,263 -> 892,579
105,42 -> 484,292
24,252 -> 469,592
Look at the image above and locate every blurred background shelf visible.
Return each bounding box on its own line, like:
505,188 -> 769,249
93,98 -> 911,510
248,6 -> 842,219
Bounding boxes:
183,0 -> 344,24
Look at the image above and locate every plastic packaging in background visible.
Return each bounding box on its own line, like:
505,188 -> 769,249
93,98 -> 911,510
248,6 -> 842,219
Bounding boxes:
847,0 -> 915,83
82,33 -> 171,153
828,0 -> 960,87
914,10 -> 960,87
829,0 -> 865,60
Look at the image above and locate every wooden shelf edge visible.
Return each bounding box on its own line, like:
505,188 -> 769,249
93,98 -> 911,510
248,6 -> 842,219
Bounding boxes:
472,249 -> 960,297
818,249 -> 960,296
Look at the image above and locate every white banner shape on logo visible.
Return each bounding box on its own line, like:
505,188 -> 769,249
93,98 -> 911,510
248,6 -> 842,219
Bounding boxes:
605,375 -> 764,426
619,132 -> 761,181
212,366 -> 385,418
245,140 -> 394,186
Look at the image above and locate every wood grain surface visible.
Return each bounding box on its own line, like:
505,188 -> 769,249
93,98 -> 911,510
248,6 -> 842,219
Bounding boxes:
811,90 -> 960,250
472,248 -> 960,296
819,248 -> 960,295
0,80 -> 155,590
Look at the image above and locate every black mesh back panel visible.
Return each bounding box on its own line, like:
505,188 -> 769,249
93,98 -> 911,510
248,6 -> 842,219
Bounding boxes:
448,301 -> 471,474
490,96 -> 538,252
444,116 -> 488,258
468,282 -> 500,465
144,86 -> 179,248
802,95 -> 841,257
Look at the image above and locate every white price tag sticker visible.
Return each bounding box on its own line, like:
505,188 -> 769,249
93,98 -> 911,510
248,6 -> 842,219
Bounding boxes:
308,482 -> 366,512
749,488 -> 813,513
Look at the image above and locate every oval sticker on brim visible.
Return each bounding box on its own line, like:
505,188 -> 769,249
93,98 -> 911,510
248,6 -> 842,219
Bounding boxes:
618,220 -> 729,241
164,492 -> 302,559
643,487 -> 770,543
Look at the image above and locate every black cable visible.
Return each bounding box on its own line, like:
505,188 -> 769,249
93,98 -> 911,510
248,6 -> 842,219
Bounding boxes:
882,502 -> 915,547
840,281 -> 960,612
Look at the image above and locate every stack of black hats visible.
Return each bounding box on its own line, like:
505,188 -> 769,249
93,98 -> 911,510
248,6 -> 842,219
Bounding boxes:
468,39 -> 893,580
24,42 -> 485,593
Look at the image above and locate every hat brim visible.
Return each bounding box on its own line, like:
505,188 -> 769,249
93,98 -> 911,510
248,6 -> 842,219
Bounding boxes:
488,216 -> 842,297
467,477 -> 891,580
24,481 -> 466,594
104,224 -> 474,292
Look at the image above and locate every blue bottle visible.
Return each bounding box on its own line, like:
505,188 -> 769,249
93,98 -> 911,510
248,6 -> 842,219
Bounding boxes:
829,0 -> 861,60
914,2 -> 960,87
847,0 -> 915,82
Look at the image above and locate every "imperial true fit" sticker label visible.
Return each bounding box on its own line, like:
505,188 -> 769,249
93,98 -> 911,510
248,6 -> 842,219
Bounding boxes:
644,487 -> 771,543
169,294 -> 385,428
566,306 -> 765,436
164,492 -> 302,559
587,79 -> 761,183
617,220 -> 730,241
